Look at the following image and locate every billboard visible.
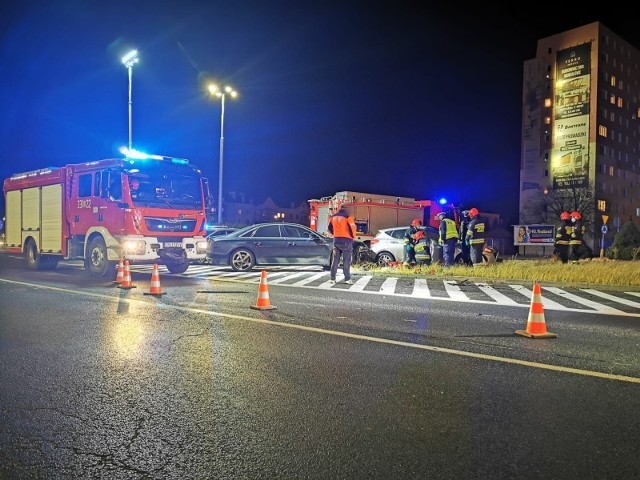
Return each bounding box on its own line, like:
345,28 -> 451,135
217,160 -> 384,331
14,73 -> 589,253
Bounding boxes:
552,42 -> 591,189
514,225 -> 555,246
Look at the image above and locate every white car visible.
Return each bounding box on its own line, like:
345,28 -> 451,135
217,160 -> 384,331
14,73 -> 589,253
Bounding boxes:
369,226 -> 462,266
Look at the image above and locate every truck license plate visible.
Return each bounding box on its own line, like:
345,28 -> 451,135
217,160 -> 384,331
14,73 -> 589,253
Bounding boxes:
164,242 -> 183,247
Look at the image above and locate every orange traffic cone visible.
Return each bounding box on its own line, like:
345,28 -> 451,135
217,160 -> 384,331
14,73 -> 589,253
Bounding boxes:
113,258 -> 124,284
144,263 -> 166,296
117,260 -> 136,290
516,282 -> 557,339
250,270 -> 277,310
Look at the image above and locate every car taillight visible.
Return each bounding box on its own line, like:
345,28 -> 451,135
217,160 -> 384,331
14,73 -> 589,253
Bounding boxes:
370,239 -> 379,245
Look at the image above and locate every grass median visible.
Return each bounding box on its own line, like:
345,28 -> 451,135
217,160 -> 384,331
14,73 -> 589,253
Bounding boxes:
354,257 -> 640,289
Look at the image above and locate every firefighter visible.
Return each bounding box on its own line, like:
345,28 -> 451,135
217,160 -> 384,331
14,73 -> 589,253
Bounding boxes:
569,211 -> 584,263
437,211 -> 458,268
413,228 -> 432,265
465,208 -> 485,267
458,210 -> 472,266
554,211 -> 572,264
403,218 -> 423,267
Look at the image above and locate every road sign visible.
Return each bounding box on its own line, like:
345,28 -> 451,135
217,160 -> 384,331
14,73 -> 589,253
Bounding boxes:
601,225 -> 608,234
602,214 -> 609,224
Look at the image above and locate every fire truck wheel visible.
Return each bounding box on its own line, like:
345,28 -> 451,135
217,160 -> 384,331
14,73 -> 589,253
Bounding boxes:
166,261 -> 190,274
85,236 -> 114,278
25,238 -> 42,270
230,248 -> 255,271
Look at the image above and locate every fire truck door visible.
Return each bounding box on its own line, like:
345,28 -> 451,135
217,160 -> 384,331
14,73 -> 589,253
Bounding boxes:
69,170 -> 124,235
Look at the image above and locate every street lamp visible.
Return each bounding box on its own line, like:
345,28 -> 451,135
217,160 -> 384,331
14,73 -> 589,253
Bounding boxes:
208,83 -> 238,225
121,50 -> 139,151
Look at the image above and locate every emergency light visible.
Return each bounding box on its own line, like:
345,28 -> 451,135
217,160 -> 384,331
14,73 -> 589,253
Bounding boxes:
119,147 -> 189,165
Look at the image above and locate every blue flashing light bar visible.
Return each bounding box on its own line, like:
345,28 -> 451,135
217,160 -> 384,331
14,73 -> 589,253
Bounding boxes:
119,147 -> 189,164
438,197 -> 447,205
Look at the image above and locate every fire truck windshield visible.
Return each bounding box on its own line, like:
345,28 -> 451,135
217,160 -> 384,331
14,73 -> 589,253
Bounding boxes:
127,164 -> 203,209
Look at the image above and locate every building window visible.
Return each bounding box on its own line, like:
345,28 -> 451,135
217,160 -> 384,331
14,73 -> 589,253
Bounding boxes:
599,125 -> 608,137
544,98 -> 551,107
617,97 -> 623,108
611,75 -> 616,87
609,166 -> 615,176
598,199 -> 607,211
610,93 -> 616,104
544,116 -> 551,125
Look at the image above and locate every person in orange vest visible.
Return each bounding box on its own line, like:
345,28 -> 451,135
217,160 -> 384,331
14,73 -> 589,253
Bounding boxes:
327,205 -> 357,284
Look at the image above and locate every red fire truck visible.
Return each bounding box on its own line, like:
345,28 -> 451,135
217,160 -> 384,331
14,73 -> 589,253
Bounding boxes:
2,150 -> 212,277
308,191 -> 457,243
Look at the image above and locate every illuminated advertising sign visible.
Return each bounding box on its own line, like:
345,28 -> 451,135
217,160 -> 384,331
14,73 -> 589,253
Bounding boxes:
514,225 -> 555,246
552,43 -> 591,190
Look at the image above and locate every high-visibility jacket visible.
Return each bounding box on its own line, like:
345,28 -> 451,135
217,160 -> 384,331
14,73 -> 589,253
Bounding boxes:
555,221 -> 571,246
466,216 -> 485,245
569,220 -> 584,246
328,210 -> 357,239
439,218 -> 458,243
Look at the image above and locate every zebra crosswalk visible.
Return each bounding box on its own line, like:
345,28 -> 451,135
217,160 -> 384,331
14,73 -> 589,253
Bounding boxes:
128,263 -> 640,317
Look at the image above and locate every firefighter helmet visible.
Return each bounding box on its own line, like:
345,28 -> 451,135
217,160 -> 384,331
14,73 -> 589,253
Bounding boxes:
468,208 -> 479,218
436,212 -> 446,219
570,211 -> 582,220
462,210 -> 470,217
411,218 -> 422,227
560,211 -> 570,220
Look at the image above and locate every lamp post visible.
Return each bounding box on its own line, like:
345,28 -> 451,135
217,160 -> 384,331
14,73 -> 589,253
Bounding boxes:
208,84 -> 238,225
121,50 -> 139,151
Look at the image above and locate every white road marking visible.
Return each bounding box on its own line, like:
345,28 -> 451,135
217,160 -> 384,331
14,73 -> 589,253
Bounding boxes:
379,277 -> 397,294
476,283 -> 519,305
444,280 -> 468,301
544,286 -> 626,314
509,284 -> 565,310
582,289 -> 640,308
412,278 -> 430,298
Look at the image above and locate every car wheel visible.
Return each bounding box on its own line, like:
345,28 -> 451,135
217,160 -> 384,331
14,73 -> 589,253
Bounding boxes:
375,251 -> 395,266
230,249 -> 255,272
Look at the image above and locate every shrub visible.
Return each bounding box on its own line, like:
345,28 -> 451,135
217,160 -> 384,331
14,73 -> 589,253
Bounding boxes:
606,221 -> 640,260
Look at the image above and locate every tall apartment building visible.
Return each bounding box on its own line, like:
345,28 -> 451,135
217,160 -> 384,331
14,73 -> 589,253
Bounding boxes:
520,22 -> 640,252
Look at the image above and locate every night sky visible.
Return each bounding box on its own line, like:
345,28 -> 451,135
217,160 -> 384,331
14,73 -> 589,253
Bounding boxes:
2,2 -> 640,225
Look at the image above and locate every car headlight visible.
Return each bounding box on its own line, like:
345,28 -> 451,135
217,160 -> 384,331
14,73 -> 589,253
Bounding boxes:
196,240 -> 208,254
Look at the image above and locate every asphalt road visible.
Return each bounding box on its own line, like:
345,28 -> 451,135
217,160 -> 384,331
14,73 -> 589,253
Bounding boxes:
1,255 -> 639,479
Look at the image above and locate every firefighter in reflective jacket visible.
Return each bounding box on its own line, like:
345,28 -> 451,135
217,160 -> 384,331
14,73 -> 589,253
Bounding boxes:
554,211 -> 572,264
413,229 -> 432,265
458,210 -> 472,266
465,208 -> 485,267
403,218 -> 423,266
569,211 -> 584,262
437,211 -> 458,267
